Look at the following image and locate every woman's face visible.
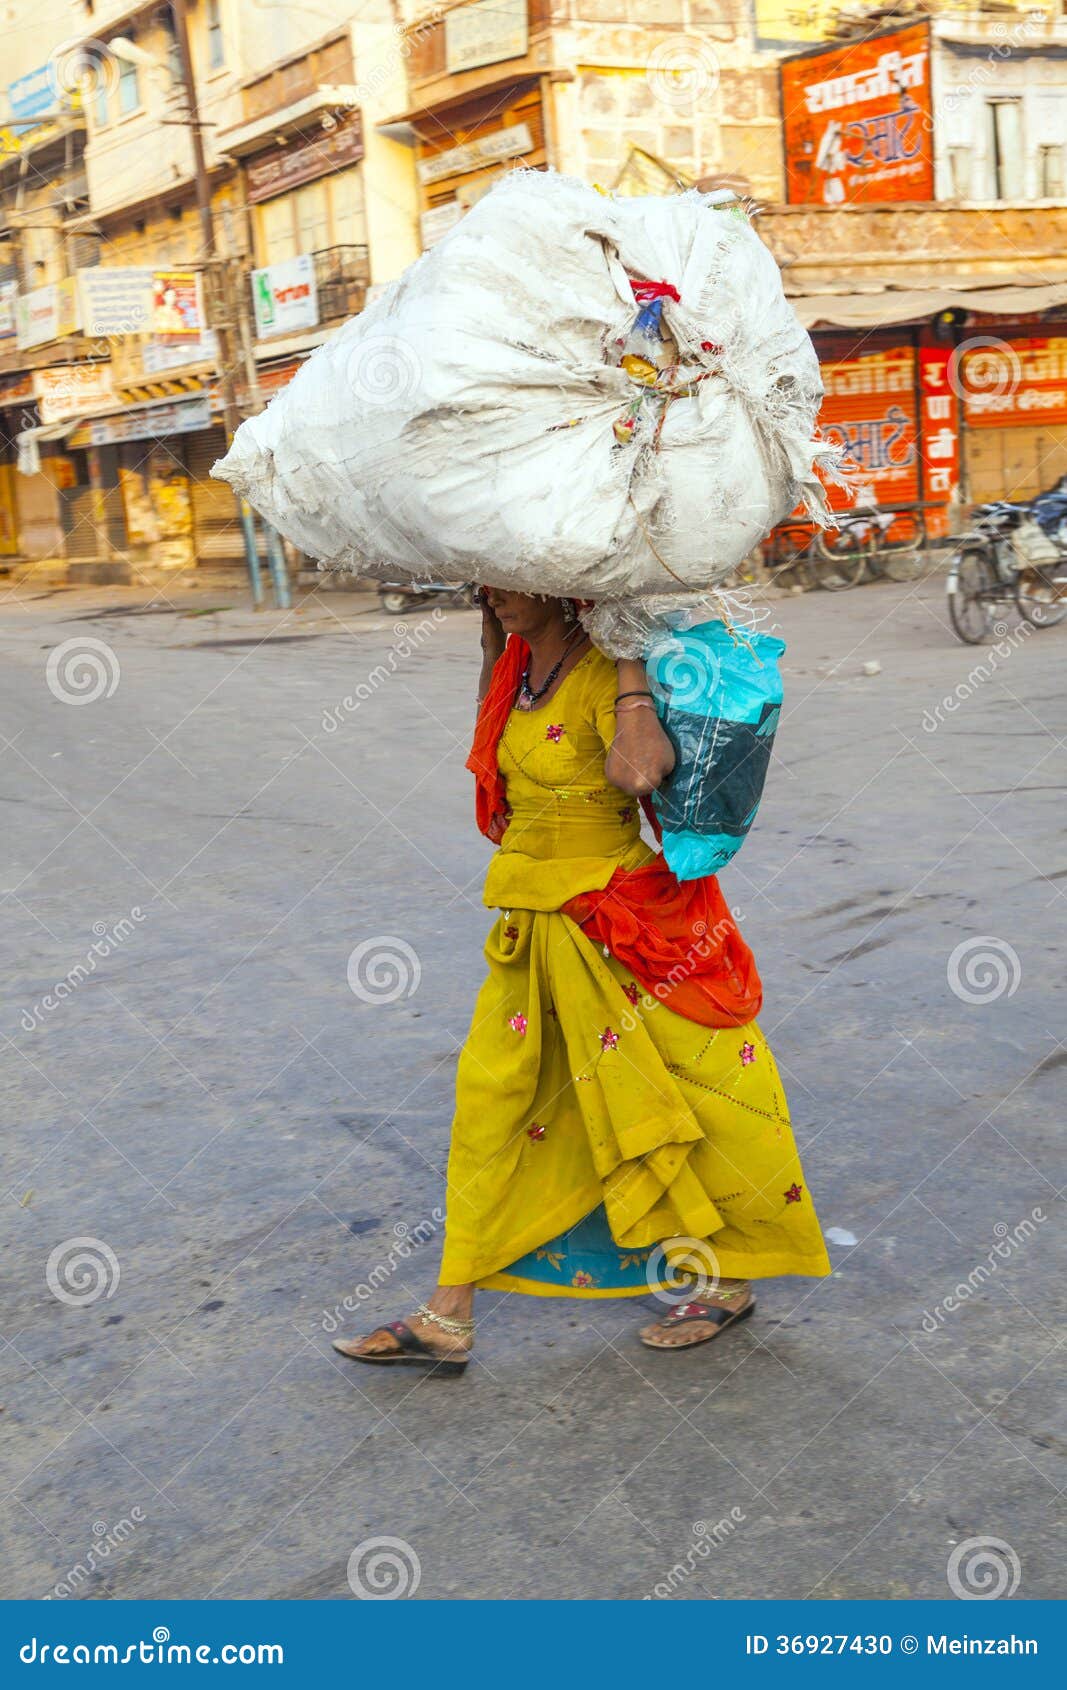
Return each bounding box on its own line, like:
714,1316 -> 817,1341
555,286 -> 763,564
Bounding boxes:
482,589 -> 563,638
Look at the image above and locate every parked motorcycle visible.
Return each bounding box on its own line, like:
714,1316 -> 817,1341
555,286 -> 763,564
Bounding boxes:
378,581 -> 477,615
946,493 -> 1067,644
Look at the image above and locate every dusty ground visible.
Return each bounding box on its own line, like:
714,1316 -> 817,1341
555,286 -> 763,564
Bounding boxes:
0,571 -> 1062,1600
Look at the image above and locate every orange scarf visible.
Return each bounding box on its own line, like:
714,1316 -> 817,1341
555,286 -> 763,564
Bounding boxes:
466,637 -> 762,1027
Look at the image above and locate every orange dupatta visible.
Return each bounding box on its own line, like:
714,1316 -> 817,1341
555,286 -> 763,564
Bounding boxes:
466,637 -> 762,1027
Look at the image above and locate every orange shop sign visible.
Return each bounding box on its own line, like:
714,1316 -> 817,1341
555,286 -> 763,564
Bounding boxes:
957,336 -> 1067,429
816,344 -> 919,509
780,22 -> 933,207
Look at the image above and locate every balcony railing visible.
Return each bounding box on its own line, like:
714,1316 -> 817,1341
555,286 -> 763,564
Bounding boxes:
313,244 -> 370,322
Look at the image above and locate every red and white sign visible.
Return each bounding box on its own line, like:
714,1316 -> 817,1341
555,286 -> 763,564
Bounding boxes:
917,341 -> 959,535
957,336 -> 1067,430
816,343 -> 919,509
781,22 -> 934,206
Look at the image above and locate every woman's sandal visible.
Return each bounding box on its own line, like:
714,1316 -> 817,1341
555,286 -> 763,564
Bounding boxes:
640,1294 -> 755,1351
332,1304 -> 472,1378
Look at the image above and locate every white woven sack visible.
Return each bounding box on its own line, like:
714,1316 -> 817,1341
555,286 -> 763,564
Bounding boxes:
214,171 -> 831,622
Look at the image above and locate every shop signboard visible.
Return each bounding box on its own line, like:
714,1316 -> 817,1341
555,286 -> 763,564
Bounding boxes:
78,267 -> 155,337
33,362 -> 116,424
0,278 -> 18,347
245,115 -> 364,204
418,121 -> 533,185
142,329 -> 219,373
251,254 -> 319,339
957,336 -> 1067,430
7,63 -> 57,127
152,271 -> 203,337
918,342 -> 960,532
780,22 -> 933,206
445,0 -> 528,75
816,342 -> 919,508
16,278 -> 80,350
85,395 -> 212,446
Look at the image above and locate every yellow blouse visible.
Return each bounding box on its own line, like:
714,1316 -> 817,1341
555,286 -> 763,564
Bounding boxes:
483,647 -> 656,913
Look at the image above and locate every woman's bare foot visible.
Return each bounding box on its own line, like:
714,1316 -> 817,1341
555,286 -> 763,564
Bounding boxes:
639,1280 -> 754,1349
333,1284 -> 474,1361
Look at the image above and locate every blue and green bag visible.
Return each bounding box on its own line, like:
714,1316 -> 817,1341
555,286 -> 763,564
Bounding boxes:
646,620 -> 784,882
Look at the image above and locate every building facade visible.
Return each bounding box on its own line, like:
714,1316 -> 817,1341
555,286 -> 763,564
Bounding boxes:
2,0 -> 1066,580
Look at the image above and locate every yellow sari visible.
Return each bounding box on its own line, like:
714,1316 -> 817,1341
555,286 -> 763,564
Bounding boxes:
440,647 -> 830,1296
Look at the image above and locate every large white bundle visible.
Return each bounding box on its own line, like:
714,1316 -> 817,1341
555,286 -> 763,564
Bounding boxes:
214,171 -> 832,648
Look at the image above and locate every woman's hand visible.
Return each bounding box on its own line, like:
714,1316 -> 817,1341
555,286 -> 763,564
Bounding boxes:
479,590 -> 506,657
477,589 -> 506,704
605,657 -> 675,795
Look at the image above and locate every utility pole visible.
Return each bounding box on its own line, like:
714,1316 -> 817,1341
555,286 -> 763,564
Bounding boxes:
170,0 -> 283,606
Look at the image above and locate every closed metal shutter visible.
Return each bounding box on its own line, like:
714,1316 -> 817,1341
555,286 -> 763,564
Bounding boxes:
187,425 -> 245,564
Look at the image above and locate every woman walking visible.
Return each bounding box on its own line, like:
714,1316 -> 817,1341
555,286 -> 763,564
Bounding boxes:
334,591 -> 830,1374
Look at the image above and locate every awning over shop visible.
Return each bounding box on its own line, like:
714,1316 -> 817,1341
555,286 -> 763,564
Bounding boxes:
16,419 -> 74,476
789,275 -> 1067,329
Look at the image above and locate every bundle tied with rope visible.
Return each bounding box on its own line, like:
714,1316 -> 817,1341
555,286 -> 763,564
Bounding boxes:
213,170 -> 843,879
213,169 -> 841,658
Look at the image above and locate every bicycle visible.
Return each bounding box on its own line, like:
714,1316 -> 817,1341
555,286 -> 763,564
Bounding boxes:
947,504 -> 1067,644
809,505 -> 926,591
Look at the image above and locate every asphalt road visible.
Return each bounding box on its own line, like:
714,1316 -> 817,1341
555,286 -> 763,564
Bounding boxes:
1,573 -> 1062,1601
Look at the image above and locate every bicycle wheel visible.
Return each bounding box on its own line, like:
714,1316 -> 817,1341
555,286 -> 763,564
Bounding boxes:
947,550 -> 996,644
812,529 -> 869,590
882,548 -> 925,583
1015,565 -> 1067,629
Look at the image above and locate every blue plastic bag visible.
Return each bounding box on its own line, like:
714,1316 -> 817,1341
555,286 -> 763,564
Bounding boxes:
647,620 -> 784,882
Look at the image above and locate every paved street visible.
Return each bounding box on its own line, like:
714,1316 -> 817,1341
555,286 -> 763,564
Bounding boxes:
0,573 -> 1063,1601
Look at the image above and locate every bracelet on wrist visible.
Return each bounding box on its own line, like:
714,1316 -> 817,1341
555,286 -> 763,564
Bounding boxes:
615,690 -> 655,703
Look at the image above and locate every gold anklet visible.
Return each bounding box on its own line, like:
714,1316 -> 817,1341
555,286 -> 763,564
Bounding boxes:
416,1303 -> 475,1336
